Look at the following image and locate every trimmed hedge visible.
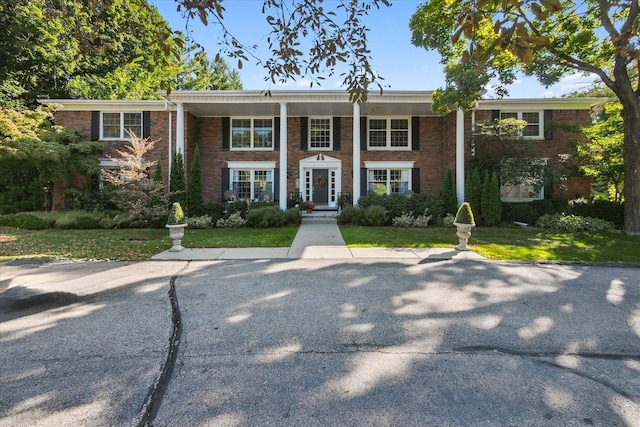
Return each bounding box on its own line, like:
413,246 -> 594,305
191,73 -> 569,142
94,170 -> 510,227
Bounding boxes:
0,214 -> 49,230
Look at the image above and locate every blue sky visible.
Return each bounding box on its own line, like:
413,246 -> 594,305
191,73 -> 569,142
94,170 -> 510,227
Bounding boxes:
149,0 -> 596,98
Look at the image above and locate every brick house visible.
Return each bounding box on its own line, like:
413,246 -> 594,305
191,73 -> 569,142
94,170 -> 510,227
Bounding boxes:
45,90 -> 596,211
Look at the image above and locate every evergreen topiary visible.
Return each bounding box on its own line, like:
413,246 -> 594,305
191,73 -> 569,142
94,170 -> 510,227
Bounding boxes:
483,172 -> 503,226
454,202 -> 475,225
167,202 -> 185,225
187,145 -> 203,216
441,169 -> 458,215
153,161 -> 163,184
170,150 -> 186,207
466,167 -> 482,221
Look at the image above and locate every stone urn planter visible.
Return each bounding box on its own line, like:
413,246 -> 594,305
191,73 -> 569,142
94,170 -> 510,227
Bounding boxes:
453,202 -> 475,251
166,202 -> 187,252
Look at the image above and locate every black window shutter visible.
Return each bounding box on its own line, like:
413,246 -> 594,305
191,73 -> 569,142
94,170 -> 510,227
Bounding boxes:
544,110 -> 553,140
221,168 -> 230,201
333,117 -> 341,151
274,117 -> 280,151
91,111 -> 100,141
142,111 -> 151,139
411,117 -> 420,151
360,167 -> 367,198
222,117 -> 230,150
273,168 -> 280,201
412,168 -> 420,193
300,117 -> 308,151
360,117 -> 367,151
492,110 -> 500,121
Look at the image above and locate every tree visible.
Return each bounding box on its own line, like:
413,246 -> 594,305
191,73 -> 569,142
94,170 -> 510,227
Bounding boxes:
578,102 -> 625,202
0,106 -> 102,212
170,150 -> 186,208
187,145 -> 203,216
0,0 -> 183,107
441,169 -> 458,215
409,0 -> 640,235
176,47 -> 242,91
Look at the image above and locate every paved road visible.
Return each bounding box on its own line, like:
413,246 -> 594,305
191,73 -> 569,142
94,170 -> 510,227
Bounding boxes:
1,258 -> 639,426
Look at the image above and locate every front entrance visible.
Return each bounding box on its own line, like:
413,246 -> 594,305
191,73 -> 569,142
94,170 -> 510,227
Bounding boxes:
312,169 -> 329,205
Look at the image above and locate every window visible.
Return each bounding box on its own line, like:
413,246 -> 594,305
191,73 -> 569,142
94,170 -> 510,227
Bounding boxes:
367,169 -> 410,195
309,117 -> 332,150
230,168 -> 274,200
500,183 -> 543,202
102,112 -> 142,139
231,118 -> 273,150
500,111 -> 543,138
368,118 -> 410,150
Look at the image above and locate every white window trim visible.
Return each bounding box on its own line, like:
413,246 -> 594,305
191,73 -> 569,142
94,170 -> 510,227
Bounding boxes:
100,111 -> 143,141
364,161 -> 415,195
230,117 -> 275,151
308,116 -> 333,151
367,117 -> 412,151
499,110 -> 544,139
227,161 -> 276,201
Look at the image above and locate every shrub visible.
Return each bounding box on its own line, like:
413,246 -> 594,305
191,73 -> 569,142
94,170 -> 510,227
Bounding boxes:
246,207 -> 286,228
392,212 -> 415,227
0,213 -> 49,230
226,200 -> 250,218
363,205 -> 388,226
412,194 -> 445,219
169,150 -> 186,207
443,213 -> 456,228
569,198 -> 624,226
284,207 -> 301,225
510,204 -> 539,224
414,210 -> 433,228
337,205 -> 365,225
201,202 -> 225,224
216,211 -> 247,228
465,168 -> 483,220
536,213 -> 616,232
186,215 -> 213,229
54,211 -> 103,229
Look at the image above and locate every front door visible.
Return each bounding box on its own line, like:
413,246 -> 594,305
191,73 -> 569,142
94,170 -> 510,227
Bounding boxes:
312,169 -> 329,205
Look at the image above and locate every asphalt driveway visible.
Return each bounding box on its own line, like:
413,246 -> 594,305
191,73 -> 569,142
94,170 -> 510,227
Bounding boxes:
1,258 -> 639,426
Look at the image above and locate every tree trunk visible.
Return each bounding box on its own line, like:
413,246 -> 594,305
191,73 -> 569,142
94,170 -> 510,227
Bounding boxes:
620,96 -> 640,236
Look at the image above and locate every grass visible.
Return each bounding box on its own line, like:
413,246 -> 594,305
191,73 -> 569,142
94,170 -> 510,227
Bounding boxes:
339,225 -> 640,263
1,224 -> 639,264
0,227 -> 298,262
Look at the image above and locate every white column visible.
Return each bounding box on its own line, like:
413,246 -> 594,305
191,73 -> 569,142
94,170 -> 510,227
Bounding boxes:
176,102 -> 185,156
352,103 -> 361,205
279,102 -> 288,210
456,108 -> 465,207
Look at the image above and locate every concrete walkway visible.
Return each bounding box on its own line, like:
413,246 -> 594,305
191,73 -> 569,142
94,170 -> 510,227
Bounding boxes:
152,214 -> 485,261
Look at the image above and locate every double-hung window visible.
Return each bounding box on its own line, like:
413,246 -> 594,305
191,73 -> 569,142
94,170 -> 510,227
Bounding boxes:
228,162 -> 275,200
368,117 -> 410,150
309,117 -> 332,150
500,111 -> 543,138
102,112 -> 142,140
231,118 -> 273,150
365,161 -> 414,195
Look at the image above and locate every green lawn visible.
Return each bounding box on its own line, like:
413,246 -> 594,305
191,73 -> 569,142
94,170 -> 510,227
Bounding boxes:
339,225 -> 640,263
0,227 -> 298,262
1,225 -> 639,263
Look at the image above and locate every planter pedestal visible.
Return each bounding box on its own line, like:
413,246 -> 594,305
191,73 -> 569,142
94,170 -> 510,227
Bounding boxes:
166,224 -> 187,252
453,222 -> 475,251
